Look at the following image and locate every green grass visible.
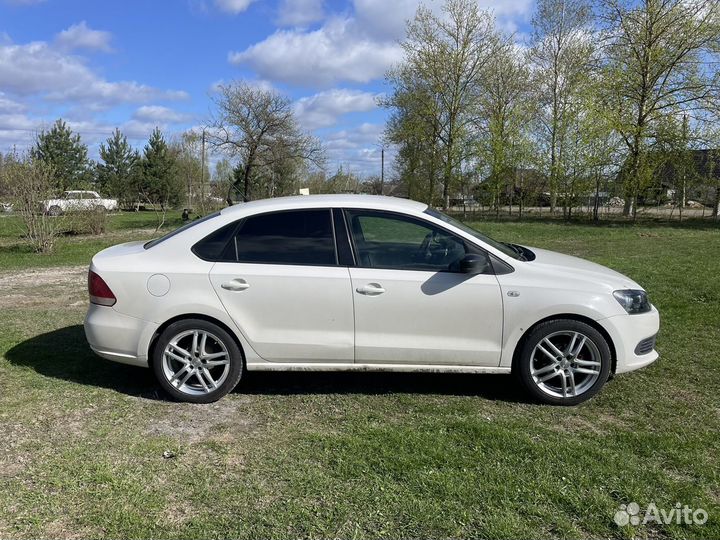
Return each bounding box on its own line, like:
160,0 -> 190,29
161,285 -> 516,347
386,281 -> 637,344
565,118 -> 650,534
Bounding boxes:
0,211 -> 184,270
0,219 -> 718,539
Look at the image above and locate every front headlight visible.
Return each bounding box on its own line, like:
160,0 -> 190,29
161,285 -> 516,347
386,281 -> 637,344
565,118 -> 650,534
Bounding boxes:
613,289 -> 651,314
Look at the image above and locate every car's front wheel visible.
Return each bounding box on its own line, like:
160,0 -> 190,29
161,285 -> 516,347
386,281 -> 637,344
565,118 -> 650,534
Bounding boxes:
153,319 -> 243,403
516,319 -> 611,405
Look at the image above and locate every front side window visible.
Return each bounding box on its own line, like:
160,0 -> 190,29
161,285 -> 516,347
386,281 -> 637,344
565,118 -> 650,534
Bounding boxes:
234,209 -> 336,265
424,207 -> 524,260
345,210 -> 467,272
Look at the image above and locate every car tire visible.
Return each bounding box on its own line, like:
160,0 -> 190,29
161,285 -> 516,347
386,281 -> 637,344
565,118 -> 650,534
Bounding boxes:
152,319 -> 243,403
515,319 -> 611,406
48,205 -> 62,216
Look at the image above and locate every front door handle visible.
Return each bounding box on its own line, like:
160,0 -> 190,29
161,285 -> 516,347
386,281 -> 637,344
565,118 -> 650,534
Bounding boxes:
221,278 -> 250,292
356,283 -> 385,296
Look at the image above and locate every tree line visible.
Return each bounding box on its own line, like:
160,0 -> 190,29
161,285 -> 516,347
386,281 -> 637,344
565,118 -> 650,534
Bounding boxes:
384,0 -> 720,219
0,120 -> 216,212
3,0 -> 720,221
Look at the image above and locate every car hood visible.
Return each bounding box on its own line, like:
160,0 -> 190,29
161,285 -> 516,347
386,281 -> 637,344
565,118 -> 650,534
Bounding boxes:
524,247 -> 643,291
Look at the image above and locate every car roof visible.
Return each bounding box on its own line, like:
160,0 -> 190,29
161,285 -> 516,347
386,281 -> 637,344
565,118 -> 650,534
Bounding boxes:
219,194 -> 427,216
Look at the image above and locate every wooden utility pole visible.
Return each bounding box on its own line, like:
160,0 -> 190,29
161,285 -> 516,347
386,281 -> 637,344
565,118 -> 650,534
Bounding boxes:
200,129 -> 206,210
381,146 -> 384,195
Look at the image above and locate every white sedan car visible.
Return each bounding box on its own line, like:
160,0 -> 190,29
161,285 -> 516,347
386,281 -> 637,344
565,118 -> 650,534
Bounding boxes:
43,190 -> 118,216
84,195 -> 659,405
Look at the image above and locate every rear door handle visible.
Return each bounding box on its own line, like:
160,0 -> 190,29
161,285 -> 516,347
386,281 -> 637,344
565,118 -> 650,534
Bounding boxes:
356,283 -> 385,296
221,278 -> 250,292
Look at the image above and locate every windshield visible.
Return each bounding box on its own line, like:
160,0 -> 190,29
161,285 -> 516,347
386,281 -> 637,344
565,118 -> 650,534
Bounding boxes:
144,212 -> 220,249
424,208 -> 524,260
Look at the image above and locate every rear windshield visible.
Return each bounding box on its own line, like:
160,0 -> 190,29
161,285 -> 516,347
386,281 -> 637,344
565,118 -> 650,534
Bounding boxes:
144,212 -> 221,249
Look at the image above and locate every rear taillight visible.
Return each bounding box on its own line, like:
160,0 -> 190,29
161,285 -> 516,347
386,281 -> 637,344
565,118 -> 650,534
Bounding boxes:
88,270 -> 116,306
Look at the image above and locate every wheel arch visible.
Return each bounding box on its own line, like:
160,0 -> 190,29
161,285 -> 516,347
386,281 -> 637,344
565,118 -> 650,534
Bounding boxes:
510,313 -> 617,374
147,313 -> 246,367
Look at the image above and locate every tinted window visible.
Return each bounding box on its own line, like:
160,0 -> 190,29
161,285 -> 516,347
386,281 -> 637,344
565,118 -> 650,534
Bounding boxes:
145,212 -> 221,249
192,221 -> 239,261
424,207 -> 523,260
345,210 -> 467,272
235,209 -> 336,265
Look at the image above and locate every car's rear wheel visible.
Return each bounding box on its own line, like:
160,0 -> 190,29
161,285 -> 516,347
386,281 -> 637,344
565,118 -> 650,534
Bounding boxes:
515,319 -> 611,405
152,319 -> 243,403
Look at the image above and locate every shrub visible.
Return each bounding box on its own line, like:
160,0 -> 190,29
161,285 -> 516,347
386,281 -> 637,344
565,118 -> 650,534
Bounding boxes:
64,207 -> 108,236
1,155 -> 61,253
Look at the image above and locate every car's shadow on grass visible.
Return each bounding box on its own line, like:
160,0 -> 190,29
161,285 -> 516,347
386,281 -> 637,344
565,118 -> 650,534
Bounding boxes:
239,371 -> 525,401
5,325 -> 526,403
5,325 -> 162,400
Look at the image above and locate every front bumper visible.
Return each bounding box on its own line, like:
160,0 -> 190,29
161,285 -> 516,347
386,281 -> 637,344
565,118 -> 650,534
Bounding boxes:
599,306 -> 660,374
84,304 -> 156,368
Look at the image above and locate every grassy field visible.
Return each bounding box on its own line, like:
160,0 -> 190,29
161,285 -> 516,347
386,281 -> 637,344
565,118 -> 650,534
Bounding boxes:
0,212 -> 718,539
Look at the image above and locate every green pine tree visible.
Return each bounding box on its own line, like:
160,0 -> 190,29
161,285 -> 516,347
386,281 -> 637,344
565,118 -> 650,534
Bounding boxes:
32,119 -> 90,191
97,128 -> 139,201
139,128 -> 181,208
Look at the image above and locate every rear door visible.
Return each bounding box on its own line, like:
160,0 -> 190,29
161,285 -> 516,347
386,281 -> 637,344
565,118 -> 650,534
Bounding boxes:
208,208 -> 354,363
344,209 -> 504,366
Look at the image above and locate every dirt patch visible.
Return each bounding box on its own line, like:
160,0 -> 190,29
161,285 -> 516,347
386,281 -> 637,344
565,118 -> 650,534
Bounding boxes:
0,265 -> 87,309
43,517 -> 103,540
145,396 -> 257,444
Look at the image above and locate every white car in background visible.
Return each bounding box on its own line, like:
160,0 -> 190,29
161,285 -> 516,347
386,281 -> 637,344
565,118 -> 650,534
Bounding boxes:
43,190 -> 118,216
84,195 -> 660,405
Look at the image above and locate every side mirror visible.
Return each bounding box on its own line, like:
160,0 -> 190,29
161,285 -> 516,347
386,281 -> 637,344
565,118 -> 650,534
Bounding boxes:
458,253 -> 490,274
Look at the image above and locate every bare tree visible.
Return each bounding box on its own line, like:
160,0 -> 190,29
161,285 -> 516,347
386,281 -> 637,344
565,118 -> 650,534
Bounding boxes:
383,66 -> 443,204
600,0 -> 720,217
208,82 -> 324,203
400,0 -> 502,208
530,0 -> 596,214
474,40 -> 533,217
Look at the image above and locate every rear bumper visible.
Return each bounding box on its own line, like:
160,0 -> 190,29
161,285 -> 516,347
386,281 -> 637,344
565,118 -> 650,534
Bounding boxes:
599,306 -> 660,374
84,304 -> 155,368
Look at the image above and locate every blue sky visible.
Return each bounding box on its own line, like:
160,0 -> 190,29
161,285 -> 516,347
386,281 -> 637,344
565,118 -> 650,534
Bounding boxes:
0,0 -> 533,176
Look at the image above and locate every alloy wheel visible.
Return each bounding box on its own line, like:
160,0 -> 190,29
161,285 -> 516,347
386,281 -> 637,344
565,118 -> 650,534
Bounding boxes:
529,330 -> 602,398
161,329 -> 231,396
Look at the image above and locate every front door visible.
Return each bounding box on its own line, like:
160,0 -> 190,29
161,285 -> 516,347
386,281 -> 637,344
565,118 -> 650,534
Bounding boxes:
345,209 -> 503,366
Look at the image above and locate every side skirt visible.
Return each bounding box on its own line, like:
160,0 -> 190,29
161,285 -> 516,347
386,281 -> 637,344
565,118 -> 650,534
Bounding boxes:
246,363 -> 511,374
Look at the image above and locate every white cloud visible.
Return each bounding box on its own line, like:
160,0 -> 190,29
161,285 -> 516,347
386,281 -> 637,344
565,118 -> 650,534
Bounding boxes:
0,40 -> 188,106
214,0 -> 255,14
277,0 -> 325,27
0,109 -> 187,157
229,17 -> 403,87
210,78 -> 275,94
323,122 -> 388,175
133,105 -> 193,124
55,21 -> 113,52
353,0 -> 422,40
0,92 -> 25,114
229,0 -> 532,88
294,88 -> 380,130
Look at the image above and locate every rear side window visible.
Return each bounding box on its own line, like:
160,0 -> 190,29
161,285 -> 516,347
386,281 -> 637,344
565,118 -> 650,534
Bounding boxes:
145,212 -> 221,250
234,209 -> 336,265
192,221 -> 238,261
